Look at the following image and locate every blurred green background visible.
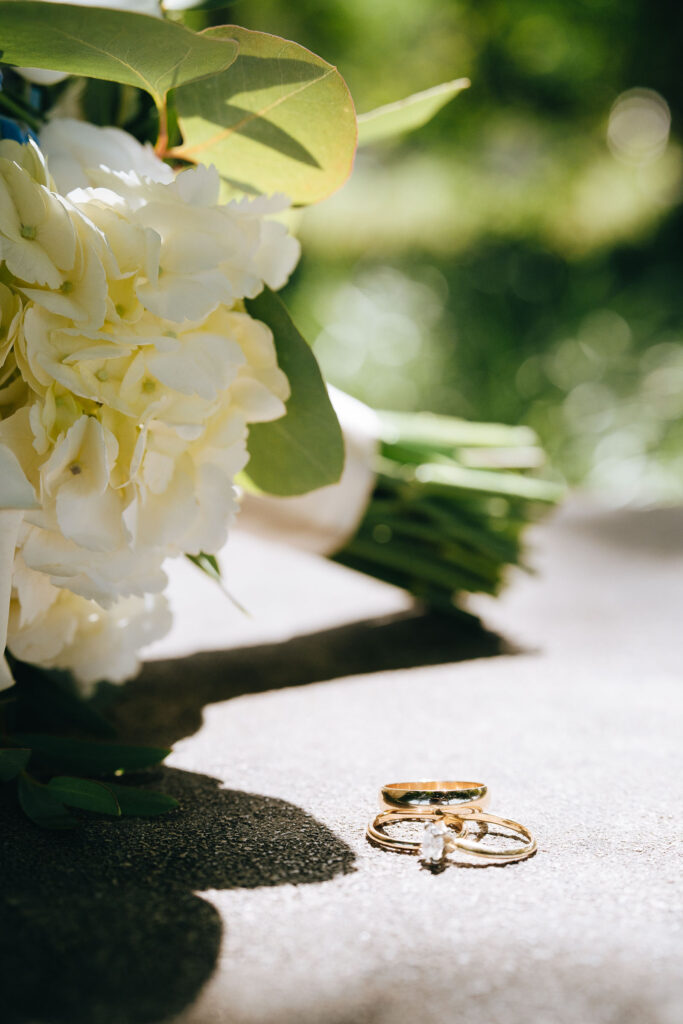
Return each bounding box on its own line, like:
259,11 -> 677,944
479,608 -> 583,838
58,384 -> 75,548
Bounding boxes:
205,0 -> 682,502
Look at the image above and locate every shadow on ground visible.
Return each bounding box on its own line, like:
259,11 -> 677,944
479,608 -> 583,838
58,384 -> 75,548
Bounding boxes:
0,767 -> 355,1024
2,607 -> 506,1023
107,606 -> 508,747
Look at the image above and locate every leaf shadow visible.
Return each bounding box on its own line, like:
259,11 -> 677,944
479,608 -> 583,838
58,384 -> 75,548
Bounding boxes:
186,103 -> 321,169
183,54 -> 325,99
177,56 -> 327,168
0,766 -> 355,1024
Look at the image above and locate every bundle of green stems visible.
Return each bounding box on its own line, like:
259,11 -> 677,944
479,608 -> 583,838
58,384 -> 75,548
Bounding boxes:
333,412 -> 563,614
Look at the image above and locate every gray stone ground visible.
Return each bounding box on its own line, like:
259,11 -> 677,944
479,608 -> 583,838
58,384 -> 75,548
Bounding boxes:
1,500 -> 682,1024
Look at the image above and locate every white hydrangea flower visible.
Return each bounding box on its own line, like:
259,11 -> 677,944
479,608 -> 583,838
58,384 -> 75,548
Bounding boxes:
7,542 -> 171,693
0,153 -> 78,288
0,124 -> 300,685
0,138 -> 52,189
80,163 -> 300,324
0,281 -> 23,369
40,117 -> 174,194
18,520 -> 169,606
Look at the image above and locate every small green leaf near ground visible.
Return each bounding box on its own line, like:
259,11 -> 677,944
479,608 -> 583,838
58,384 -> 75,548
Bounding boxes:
9,734 -> 170,775
101,781 -> 179,817
17,773 -> 75,829
47,776 -> 121,816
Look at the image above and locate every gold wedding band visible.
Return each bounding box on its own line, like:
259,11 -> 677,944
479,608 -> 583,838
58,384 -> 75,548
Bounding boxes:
380,780 -> 489,812
366,810 -> 466,854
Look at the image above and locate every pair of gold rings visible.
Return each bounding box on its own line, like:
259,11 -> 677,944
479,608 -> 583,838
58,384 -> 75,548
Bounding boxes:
367,780 -> 536,868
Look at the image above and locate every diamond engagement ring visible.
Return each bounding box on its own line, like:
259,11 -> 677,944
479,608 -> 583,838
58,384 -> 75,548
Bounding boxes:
366,810 -> 465,860
441,808 -> 537,863
367,807 -> 536,868
379,780 -> 489,812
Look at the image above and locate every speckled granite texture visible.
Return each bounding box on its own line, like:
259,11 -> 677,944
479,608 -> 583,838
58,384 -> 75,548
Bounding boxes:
1,501 -> 681,1024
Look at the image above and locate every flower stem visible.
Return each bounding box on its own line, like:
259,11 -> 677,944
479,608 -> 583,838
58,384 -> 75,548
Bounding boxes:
154,99 -> 168,157
333,411 -> 564,613
0,92 -> 42,132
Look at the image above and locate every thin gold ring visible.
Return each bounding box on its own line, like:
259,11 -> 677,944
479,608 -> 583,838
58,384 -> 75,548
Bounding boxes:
366,810 -> 466,855
442,809 -> 536,863
379,780 -> 489,813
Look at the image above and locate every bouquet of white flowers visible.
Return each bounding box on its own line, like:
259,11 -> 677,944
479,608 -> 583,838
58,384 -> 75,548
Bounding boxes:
0,2 -> 559,827
0,1 -> 356,823
0,120 -> 299,690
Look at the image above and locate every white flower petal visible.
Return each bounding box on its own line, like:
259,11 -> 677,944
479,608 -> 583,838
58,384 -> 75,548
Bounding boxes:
0,443 -> 39,509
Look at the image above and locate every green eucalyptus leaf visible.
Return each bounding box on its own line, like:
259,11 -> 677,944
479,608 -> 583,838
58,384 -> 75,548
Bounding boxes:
185,552 -> 249,614
186,551 -> 221,584
174,25 -> 356,204
0,747 -> 30,781
47,776 -> 121,816
17,773 -> 75,829
10,733 -> 170,774
357,78 -> 470,146
0,2 -> 239,107
102,781 -> 179,817
243,288 -> 344,496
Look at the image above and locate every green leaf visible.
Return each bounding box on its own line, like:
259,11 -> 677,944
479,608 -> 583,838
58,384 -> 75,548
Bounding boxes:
17,773 -> 75,829
9,733 -> 170,775
186,551 -> 221,584
357,78 -> 470,146
0,747 -> 30,781
102,781 -> 179,817
47,776 -> 121,816
243,288 -> 344,495
174,25 -> 357,204
0,2 -> 239,107
7,655 -> 116,737
185,552 -> 250,614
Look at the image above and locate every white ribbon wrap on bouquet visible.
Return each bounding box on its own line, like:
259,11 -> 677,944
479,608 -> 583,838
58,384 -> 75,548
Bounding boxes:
238,387 -> 380,557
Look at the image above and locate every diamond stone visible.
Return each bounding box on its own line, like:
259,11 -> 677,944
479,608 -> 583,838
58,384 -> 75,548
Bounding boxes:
419,820 -> 451,864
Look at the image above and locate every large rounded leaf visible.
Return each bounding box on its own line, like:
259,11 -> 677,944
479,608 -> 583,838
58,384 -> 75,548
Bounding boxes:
0,2 -> 238,106
243,288 -> 344,496
173,26 -> 357,204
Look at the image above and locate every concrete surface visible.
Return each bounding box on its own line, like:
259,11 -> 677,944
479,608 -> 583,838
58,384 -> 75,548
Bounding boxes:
1,499 -> 682,1024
